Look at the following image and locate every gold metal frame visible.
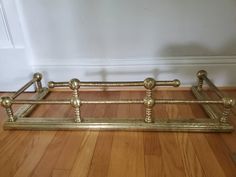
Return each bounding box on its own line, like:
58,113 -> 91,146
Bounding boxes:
0,70 -> 235,132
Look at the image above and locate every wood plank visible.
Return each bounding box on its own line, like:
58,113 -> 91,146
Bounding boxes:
0,131 -> 29,177
30,131 -> 70,177
68,131 -> 98,177
53,131 -> 86,171
107,91 -> 145,177
205,133 -> 236,177
143,132 -> 165,177
87,131 -> 114,177
107,131 -> 145,177
52,170 -> 70,177
13,131 -> 56,177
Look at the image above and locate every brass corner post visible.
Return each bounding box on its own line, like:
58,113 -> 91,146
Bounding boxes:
197,70 -> 207,91
33,73 -> 43,92
69,78 -> 81,123
143,78 -> 156,123
1,96 -> 15,122
220,97 -> 235,123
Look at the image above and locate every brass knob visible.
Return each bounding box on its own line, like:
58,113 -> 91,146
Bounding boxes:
69,78 -> 80,90
144,78 -> 156,90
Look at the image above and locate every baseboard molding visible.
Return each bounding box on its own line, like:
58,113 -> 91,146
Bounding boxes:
31,56 -> 236,87
32,56 -> 236,66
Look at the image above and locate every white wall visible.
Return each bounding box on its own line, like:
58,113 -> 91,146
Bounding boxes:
1,0 -> 236,90
0,0 -> 32,91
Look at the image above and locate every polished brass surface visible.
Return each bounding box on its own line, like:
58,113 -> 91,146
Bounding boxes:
69,78 -> 81,122
1,96 -> 15,122
12,79 -> 35,99
3,118 -> 233,132
1,70 -> 235,132
33,72 -> 43,92
48,80 -> 181,88
10,99 -> 224,105
220,97 -> 235,123
197,70 -> 207,91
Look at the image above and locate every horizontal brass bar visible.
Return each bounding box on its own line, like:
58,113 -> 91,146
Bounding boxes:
202,75 -> 224,98
154,99 -> 223,104
80,81 -> 144,87
48,80 -> 180,88
48,82 -> 69,88
12,79 -> 36,99
155,80 -> 180,87
12,100 -> 70,104
4,118 -> 233,132
11,99 -> 222,105
81,100 -> 144,104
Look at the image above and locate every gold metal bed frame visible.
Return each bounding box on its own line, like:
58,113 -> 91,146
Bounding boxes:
0,70 -> 235,132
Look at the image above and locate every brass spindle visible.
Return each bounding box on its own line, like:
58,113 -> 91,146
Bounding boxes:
143,78 -> 156,123
1,97 -> 15,122
197,70 -> 207,91
33,73 -> 43,92
69,78 -> 82,123
220,97 -> 235,123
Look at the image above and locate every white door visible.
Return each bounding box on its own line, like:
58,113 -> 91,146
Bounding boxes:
0,0 -> 32,91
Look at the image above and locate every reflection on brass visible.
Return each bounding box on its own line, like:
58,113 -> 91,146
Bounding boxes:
33,73 -> 43,92
69,78 -> 81,123
197,70 -> 207,91
144,78 -> 155,123
1,96 -> 14,122
220,97 -> 235,123
0,70 -> 235,132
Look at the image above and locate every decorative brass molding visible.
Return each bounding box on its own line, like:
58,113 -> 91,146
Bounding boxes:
0,70 -> 235,132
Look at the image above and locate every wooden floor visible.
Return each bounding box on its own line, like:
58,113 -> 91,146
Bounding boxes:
0,90 -> 236,177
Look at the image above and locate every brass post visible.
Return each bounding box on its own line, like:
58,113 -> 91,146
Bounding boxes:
144,78 -> 156,123
197,70 -> 207,91
33,73 -> 43,92
69,78 -> 81,122
1,96 -> 15,122
220,97 -> 235,123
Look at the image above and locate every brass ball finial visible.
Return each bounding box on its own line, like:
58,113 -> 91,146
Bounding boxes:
144,97 -> 155,108
197,70 -> 207,78
48,81 -> 55,88
222,97 -> 235,107
70,97 -> 81,107
69,78 -> 80,90
1,96 -> 12,108
144,78 -> 156,90
33,73 -> 42,81
173,79 -> 181,87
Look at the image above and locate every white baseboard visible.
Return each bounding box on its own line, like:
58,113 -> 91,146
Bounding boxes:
31,56 -> 236,87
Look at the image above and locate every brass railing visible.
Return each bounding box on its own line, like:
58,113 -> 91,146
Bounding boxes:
0,70 -> 235,132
